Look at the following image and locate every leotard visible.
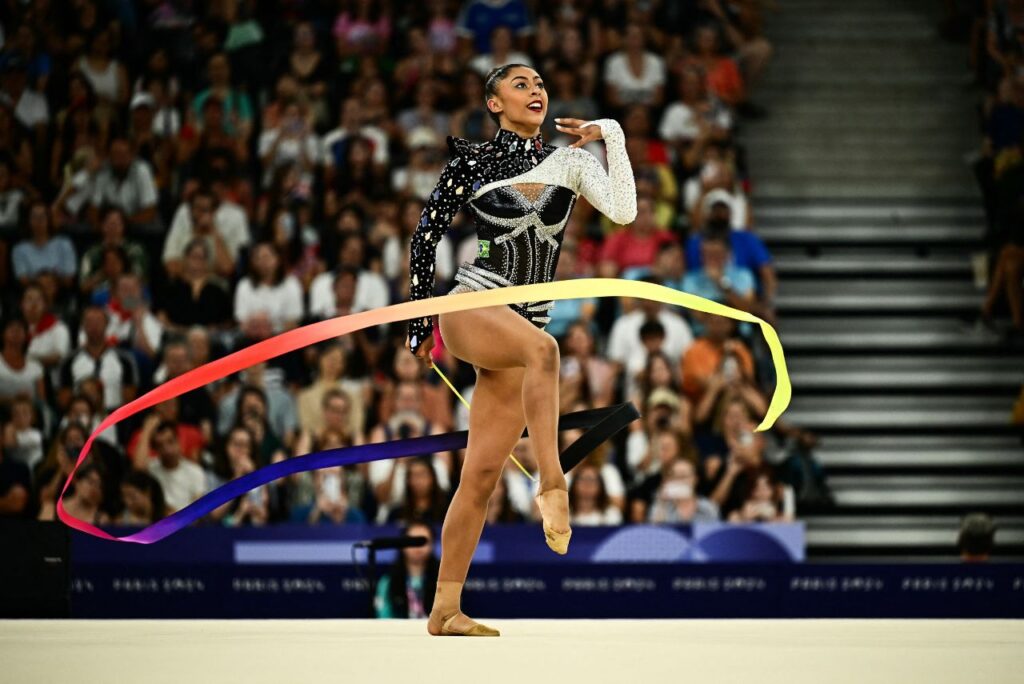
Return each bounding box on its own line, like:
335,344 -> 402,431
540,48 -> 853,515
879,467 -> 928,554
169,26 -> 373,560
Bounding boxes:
406,119 -> 637,354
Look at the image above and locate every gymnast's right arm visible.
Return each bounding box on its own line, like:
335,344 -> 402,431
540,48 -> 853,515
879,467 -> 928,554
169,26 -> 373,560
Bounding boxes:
405,156 -> 471,356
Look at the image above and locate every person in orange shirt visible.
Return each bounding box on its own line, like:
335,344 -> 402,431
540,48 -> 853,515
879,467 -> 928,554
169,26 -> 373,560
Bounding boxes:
681,314 -> 754,405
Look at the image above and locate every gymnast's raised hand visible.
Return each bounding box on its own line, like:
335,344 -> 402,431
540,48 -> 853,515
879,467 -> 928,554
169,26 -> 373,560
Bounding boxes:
554,117 -> 605,147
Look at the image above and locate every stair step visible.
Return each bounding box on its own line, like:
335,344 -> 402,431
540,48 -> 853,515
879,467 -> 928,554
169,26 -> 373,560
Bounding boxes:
816,445 -> 1024,469
785,395 -> 1014,430
759,224 -> 984,244
828,475 -> 1024,508
778,316 -> 1004,351
774,254 -> 970,276
788,355 -> 1023,390
754,203 -> 984,224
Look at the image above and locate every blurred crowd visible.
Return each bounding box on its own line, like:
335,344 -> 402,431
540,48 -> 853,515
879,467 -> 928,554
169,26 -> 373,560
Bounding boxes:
962,0 -> 1024,341
0,0 -> 832,534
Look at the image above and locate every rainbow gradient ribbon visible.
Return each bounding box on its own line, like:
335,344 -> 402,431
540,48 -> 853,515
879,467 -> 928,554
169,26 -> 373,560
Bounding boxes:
57,278 -> 791,543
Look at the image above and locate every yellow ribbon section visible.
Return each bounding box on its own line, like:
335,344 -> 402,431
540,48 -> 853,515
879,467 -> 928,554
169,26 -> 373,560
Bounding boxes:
429,360 -> 537,481
411,278 -> 790,432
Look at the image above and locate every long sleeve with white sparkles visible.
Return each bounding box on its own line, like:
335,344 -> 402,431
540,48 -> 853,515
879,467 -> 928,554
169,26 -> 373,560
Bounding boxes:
574,119 -> 637,225
406,158 -> 471,354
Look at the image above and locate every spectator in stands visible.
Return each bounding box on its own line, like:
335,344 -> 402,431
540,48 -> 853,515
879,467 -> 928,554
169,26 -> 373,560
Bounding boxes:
457,0 -> 534,55
129,401 -> 205,467
115,470 -> 166,526
33,422 -> 85,520
567,461 -> 623,526
682,315 -> 756,404
164,186 -> 249,280
57,462 -> 110,526
297,343 -> 367,441
309,233 -> 389,318
0,439 -> 30,517
158,238 -> 233,333
469,25 -> 533,77
958,512 -> 996,562
598,196 -> 678,278
485,474 -> 525,524
559,321 -> 616,410
387,456 -> 451,525
728,465 -> 793,523
258,101 -> 319,191
12,200 -> 76,291
208,425 -> 270,527
603,23 -> 666,109
191,53 -> 253,142
607,286 -> 694,400
143,420 -> 206,515
370,381 -> 451,514
0,317 -> 45,405
682,234 -> 758,333
78,207 -> 148,301
2,396 -> 44,476
629,426 -> 699,522
374,520 -> 440,619
659,65 -> 733,152
333,1 -> 393,60
701,398 -> 768,520
648,458 -> 719,524
234,242 -> 304,336
75,29 -> 128,115
89,136 -> 161,238
22,278 -> 70,377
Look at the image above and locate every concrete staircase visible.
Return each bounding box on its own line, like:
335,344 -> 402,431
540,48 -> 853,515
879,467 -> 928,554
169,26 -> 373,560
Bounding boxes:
741,0 -> 1024,560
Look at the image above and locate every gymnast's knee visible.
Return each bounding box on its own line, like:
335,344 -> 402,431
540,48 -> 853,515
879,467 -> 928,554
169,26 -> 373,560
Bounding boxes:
526,334 -> 560,373
460,465 -> 501,506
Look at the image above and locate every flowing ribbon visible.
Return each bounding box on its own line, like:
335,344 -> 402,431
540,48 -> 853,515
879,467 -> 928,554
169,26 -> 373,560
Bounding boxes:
58,278 -> 791,543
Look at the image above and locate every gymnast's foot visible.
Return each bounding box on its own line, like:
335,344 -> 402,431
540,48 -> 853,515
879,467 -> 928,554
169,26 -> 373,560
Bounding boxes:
427,608 -> 500,637
535,485 -> 572,555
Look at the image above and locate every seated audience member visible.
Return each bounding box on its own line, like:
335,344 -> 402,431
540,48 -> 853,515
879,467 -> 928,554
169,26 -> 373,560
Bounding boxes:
142,420 -> 206,515
58,462 -> 110,526
386,456 -> 450,525
0,440 -> 30,518
208,425 -> 270,527
78,207 -> 148,299
682,233 -> 757,331
567,461 -> 623,526
234,241 -> 304,336
700,399 -> 768,520
308,233 -> 389,319
116,469 -> 166,526
2,396 -> 44,474
648,458 -> 719,524
129,402 -> 204,466
598,196 -> 677,278
103,272 -> 164,372
374,520 -> 440,619
12,200 -> 76,291
728,465 -> 793,523
958,512 -> 996,562
681,314 -> 757,405
0,317 -> 45,405
21,281 -> 71,376
158,238 -> 233,332
297,343 -> 367,440
163,186 -> 249,279
607,291 -> 694,401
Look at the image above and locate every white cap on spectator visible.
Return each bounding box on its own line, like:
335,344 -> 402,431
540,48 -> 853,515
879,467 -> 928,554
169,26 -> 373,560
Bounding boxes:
130,92 -> 156,110
407,126 -> 440,150
702,188 -> 734,213
647,387 -> 682,409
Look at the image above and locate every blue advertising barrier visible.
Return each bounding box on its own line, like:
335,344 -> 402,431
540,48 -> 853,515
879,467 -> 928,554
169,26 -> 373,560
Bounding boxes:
68,524 -> 1024,618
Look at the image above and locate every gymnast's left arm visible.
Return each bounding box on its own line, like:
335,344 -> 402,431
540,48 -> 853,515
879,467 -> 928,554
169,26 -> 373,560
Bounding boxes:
568,118 -> 638,226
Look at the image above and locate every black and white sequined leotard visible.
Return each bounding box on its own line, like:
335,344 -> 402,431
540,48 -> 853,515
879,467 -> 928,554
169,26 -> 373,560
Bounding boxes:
406,118 -> 636,354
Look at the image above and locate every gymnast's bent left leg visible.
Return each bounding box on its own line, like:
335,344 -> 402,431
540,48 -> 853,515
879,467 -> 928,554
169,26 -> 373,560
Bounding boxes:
427,365 -> 527,636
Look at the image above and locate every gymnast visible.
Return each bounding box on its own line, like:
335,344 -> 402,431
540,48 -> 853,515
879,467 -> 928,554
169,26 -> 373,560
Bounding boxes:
404,63 -> 637,636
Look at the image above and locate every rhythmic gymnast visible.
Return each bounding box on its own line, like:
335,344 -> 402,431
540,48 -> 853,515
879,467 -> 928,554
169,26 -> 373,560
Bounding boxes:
404,63 -> 637,637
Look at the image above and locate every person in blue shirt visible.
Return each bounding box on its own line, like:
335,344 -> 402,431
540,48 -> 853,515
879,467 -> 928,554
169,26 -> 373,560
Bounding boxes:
456,0 -> 535,54
682,232 -> 757,337
685,197 -> 777,323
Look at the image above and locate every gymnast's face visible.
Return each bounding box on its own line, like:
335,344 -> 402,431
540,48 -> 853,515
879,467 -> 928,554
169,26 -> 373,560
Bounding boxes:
489,66 -> 547,132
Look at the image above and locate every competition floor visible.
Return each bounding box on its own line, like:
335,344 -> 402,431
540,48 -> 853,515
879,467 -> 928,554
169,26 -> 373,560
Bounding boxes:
3,619 -> 1022,683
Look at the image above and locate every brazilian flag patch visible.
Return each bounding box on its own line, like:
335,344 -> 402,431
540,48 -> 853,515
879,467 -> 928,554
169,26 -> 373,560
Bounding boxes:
478,239 -> 490,258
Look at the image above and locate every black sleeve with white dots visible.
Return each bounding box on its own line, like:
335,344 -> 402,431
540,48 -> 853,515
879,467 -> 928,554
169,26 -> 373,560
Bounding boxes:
406,153 -> 474,354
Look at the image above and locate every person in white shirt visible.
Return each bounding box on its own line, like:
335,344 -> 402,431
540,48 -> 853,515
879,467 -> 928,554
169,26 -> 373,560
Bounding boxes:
308,233 -> 388,319
607,295 -> 694,399
163,184 -> 250,278
322,97 -> 390,171
101,272 -> 163,361
20,282 -> 70,384
234,242 -> 304,335
258,101 -> 320,190
602,24 -> 666,108
89,137 -> 160,234
144,420 -> 206,514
